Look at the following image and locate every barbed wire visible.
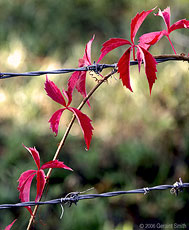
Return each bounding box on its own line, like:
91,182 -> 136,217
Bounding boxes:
0,55 -> 188,80
0,178 -> 188,210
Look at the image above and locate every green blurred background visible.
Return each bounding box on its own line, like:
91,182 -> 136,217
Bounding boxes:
0,0 -> 189,229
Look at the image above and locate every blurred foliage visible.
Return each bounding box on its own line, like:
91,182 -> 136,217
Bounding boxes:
0,0 -> 189,229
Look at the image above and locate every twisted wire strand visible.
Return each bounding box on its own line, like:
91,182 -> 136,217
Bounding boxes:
0,179 -> 188,210
0,56 -> 187,80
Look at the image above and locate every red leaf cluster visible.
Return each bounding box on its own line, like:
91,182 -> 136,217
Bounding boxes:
45,76 -> 94,150
139,7 -> 189,54
98,8 -> 157,93
17,145 -> 72,214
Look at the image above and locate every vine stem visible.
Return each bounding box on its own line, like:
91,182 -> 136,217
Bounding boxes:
26,69 -> 117,230
167,36 -> 177,54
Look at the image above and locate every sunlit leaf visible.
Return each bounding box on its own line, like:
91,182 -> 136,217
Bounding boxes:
49,108 -> 66,136
117,47 -> 133,91
45,76 -> 66,106
41,160 -> 73,171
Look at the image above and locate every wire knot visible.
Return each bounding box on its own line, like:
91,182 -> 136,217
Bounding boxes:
59,192 -> 79,219
170,178 -> 183,196
87,62 -> 105,74
64,192 -> 79,207
143,187 -> 150,195
96,64 -> 105,73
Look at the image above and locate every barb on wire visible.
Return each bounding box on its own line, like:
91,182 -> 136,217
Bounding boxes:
0,178 -> 188,210
0,55 -> 188,80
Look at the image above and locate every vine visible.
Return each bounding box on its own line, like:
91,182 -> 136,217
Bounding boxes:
2,6 -> 189,229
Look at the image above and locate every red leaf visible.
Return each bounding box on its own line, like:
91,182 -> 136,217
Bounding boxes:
4,219 -> 17,230
75,71 -> 90,107
62,88 -> 72,107
17,171 -> 36,203
49,108 -> 66,136
137,31 -> 164,63
139,31 -> 163,49
155,7 -> 170,30
67,35 -> 95,106
169,19 -> 189,33
35,169 -> 46,202
68,71 -> 90,107
130,8 -> 155,43
98,38 -> 131,63
17,170 -> 36,215
45,76 -> 66,107
68,107 -> 93,150
117,47 -> 133,92
75,71 -> 87,96
83,34 -> 95,65
77,35 -> 95,103
41,159 -> 73,171
137,46 -> 157,94
17,169 -> 36,190
67,71 -> 80,96
23,145 -> 40,169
